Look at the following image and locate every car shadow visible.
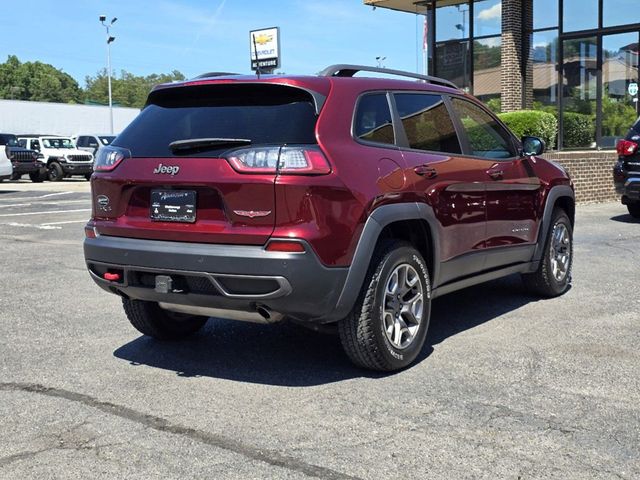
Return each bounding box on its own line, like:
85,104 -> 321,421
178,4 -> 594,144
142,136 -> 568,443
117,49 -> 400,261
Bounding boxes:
610,214 -> 640,224
0,190 -> 19,194
113,275 -> 537,386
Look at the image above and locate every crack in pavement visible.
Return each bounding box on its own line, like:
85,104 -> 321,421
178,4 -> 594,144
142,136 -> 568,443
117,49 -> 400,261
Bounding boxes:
0,382 -> 362,480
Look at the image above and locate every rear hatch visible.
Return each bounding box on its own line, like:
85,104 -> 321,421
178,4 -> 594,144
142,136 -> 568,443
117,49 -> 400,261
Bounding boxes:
91,82 -> 322,245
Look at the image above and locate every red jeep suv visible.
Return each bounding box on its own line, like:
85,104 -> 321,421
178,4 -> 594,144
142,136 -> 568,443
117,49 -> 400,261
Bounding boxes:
84,65 -> 575,371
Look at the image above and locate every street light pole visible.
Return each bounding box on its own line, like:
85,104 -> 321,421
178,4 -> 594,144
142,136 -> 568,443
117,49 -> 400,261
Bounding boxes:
100,15 -> 117,135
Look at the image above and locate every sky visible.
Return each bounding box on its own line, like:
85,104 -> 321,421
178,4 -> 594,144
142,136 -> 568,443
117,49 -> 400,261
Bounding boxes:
0,0 -> 428,86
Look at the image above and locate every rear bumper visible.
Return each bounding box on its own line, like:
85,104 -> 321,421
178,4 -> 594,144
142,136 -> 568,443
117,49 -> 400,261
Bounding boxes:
83,235 -> 348,323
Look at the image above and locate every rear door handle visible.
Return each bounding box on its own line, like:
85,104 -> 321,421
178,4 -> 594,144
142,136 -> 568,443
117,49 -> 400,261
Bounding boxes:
414,165 -> 437,178
486,168 -> 504,180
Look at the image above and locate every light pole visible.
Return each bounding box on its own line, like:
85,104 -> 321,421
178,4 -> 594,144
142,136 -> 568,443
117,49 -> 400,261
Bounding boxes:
99,15 -> 117,135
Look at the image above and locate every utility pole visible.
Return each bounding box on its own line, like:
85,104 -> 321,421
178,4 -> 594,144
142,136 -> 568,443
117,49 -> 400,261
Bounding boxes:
100,15 -> 117,135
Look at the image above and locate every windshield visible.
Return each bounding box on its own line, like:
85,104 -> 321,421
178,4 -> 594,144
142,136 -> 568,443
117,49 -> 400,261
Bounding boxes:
99,136 -> 116,145
0,134 -> 19,147
43,138 -> 74,149
114,84 -> 318,157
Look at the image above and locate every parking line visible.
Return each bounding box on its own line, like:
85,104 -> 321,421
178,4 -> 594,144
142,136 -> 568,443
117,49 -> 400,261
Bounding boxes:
0,191 -> 75,202
41,220 -> 88,226
2,222 -> 61,230
0,199 -> 91,208
0,209 -> 91,217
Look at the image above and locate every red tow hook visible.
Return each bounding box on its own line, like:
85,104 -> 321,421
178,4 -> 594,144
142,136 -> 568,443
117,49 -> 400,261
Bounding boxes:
103,272 -> 121,282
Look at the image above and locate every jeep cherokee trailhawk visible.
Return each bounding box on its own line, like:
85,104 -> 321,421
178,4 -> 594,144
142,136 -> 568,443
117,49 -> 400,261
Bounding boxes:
84,65 -> 575,371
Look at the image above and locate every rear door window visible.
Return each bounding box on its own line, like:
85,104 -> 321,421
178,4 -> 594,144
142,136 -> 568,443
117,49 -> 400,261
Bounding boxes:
394,93 -> 461,154
353,93 -> 395,145
114,84 -> 319,158
451,98 -> 516,159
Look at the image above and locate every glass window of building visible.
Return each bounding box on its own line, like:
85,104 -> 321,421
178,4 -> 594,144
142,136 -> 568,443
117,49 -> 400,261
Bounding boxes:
435,40 -> 471,91
531,30 -> 559,114
562,0 -> 598,33
473,37 -> 502,104
533,0 -> 558,30
601,32 -> 640,147
603,1 -> 640,28
354,94 -> 394,145
562,37 -> 597,149
436,1 -> 470,41
394,94 -> 461,154
473,0 -> 502,38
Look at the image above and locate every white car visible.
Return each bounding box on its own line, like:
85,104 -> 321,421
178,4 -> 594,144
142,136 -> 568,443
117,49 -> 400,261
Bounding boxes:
75,134 -> 116,156
18,136 -> 94,181
0,145 -> 11,181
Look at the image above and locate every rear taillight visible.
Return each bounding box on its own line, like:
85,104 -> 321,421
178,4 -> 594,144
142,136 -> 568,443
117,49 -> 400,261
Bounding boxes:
94,145 -> 130,172
616,139 -> 638,156
265,240 -> 306,253
225,146 -> 331,175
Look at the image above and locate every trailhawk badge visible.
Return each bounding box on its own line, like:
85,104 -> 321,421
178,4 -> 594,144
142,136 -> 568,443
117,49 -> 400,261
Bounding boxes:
153,164 -> 180,176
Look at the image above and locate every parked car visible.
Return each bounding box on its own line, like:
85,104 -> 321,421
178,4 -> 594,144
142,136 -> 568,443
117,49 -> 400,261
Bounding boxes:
613,117 -> 640,218
0,136 -> 12,182
18,135 -> 93,181
0,133 -> 45,182
75,134 -> 116,156
84,64 -> 575,371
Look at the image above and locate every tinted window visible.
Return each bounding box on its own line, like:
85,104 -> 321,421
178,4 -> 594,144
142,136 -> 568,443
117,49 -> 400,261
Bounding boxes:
451,98 -> 514,159
632,117 -> 640,135
354,93 -> 394,145
394,93 -> 461,154
99,136 -> 115,145
18,139 -> 27,148
76,136 -> 86,147
0,134 -> 18,146
114,84 -> 318,158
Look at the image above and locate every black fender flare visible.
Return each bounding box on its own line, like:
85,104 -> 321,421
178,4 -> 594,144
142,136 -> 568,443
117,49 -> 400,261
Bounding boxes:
531,185 -> 575,265
329,202 -> 441,322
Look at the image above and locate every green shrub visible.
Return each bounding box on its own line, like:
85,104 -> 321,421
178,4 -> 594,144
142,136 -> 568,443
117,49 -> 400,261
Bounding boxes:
486,98 -> 501,114
498,110 -> 558,150
562,112 -> 594,148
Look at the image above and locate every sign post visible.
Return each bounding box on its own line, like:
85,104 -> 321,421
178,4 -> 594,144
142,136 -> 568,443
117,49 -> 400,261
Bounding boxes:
250,27 -> 280,73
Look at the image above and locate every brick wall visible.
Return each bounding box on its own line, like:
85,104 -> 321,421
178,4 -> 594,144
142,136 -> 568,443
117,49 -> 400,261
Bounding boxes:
501,0 -> 523,112
543,151 -> 618,204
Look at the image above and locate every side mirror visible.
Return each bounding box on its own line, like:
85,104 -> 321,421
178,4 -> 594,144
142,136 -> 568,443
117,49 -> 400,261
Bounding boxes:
522,136 -> 545,156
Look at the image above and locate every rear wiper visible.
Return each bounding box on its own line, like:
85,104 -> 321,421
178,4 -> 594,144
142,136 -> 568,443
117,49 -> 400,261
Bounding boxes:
169,137 -> 252,153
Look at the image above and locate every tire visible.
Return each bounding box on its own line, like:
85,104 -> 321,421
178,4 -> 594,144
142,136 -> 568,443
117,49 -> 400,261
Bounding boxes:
85,173 -> 92,181
122,299 -> 208,340
338,240 -> 431,371
48,162 -> 64,182
627,203 -> 640,218
10,172 -> 21,181
522,208 -> 573,297
29,171 -> 44,183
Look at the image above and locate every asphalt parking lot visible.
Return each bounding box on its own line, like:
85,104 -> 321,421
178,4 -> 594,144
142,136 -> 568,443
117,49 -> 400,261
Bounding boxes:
0,179 -> 638,480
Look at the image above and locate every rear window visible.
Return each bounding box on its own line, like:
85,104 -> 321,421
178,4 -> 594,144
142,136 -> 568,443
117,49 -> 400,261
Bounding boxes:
114,84 -> 319,157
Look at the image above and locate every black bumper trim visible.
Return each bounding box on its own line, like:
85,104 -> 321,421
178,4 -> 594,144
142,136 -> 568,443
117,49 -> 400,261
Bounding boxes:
84,235 -> 348,323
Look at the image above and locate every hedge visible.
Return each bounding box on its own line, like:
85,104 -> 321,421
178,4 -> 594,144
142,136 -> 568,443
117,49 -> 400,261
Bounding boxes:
498,110 -> 558,150
562,112 -> 595,148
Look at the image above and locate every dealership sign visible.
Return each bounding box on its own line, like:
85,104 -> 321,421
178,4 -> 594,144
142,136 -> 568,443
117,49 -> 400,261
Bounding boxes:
250,27 -> 280,72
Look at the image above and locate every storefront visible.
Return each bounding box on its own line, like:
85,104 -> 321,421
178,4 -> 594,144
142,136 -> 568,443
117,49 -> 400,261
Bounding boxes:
365,0 -> 639,150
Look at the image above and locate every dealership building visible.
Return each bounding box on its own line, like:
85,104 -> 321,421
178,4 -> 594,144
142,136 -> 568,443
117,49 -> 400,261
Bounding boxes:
365,0 -> 639,152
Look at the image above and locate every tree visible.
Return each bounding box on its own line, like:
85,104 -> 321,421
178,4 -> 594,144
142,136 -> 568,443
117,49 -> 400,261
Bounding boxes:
84,69 -> 185,108
0,55 -> 82,103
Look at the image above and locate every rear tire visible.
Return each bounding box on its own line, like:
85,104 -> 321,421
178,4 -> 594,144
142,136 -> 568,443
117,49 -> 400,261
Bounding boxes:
85,173 -> 92,181
522,209 -> 573,297
122,299 -> 208,340
339,240 -> 431,371
627,203 -> 640,218
10,172 -> 21,181
48,162 -> 64,182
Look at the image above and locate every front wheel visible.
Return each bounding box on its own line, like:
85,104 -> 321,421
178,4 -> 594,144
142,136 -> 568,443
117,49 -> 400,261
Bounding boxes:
627,203 -> 640,219
522,209 -> 573,297
48,162 -> 64,182
122,299 -> 208,340
84,173 -> 92,181
339,241 -> 431,371
29,171 -> 44,183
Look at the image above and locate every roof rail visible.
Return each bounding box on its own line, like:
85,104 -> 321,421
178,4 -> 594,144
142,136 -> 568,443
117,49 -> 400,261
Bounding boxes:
192,72 -> 241,79
318,64 -> 458,89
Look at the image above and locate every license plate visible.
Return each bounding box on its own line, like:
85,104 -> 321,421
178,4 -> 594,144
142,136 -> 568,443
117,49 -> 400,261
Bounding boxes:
150,190 -> 196,223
